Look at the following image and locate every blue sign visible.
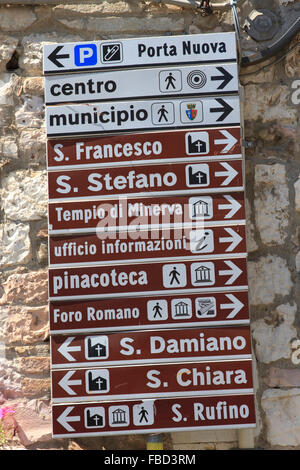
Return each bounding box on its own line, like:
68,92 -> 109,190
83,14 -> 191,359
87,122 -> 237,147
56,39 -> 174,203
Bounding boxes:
74,44 -> 98,67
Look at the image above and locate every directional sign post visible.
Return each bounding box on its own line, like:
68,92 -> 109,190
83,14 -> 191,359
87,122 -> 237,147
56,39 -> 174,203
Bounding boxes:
51,325 -> 252,369
48,192 -> 246,235
47,160 -> 244,202
47,127 -> 242,170
49,290 -> 250,334
48,257 -> 248,301
44,29 -> 256,439
51,359 -> 254,402
48,224 -> 247,267
46,96 -> 241,137
43,32 -> 237,74
52,394 -> 256,438
44,63 -> 239,105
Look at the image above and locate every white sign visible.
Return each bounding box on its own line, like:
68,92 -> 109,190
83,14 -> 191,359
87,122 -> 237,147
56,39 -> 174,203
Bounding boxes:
44,63 -> 239,104
46,96 -> 241,137
43,32 -> 237,74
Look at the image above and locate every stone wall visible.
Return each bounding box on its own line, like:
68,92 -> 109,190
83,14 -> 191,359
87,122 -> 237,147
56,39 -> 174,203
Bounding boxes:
0,0 -> 299,450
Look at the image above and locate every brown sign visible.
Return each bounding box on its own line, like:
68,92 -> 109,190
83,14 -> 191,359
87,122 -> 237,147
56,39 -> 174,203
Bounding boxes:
51,359 -> 254,403
50,325 -> 252,368
52,394 -> 256,437
49,290 -> 250,334
48,224 -> 247,267
48,192 -> 246,235
47,127 -> 242,169
47,160 -> 244,201
48,256 -> 248,301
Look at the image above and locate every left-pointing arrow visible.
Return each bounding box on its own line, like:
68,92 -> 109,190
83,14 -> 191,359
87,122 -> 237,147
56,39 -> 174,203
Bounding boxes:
58,371 -> 82,395
48,45 -> 70,68
210,98 -> 233,122
57,406 -> 80,432
57,337 -> 81,362
211,66 -> 234,90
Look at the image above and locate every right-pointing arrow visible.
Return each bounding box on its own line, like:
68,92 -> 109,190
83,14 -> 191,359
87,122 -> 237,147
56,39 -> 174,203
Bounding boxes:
219,227 -> 243,252
221,293 -> 244,318
210,98 -> 234,122
214,130 -> 238,154
211,66 -> 234,90
219,260 -> 243,285
57,406 -> 81,432
218,195 -> 242,219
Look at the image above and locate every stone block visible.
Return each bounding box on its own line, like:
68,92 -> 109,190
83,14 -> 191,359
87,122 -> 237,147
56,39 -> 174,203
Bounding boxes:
2,305 -> 49,344
0,270 -> 48,306
18,128 -> 46,163
251,303 -> 297,363
21,377 -> 51,398
53,2 -> 140,16
0,136 -> 18,159
262,388 -> 300,446
17,357 -> 50,375
267,367 -> 300,387
294,177 -> 300,211
245,197 -> 258,252
0,222 -> 31,268
244,84 -> 298,125
86,16 -> 184,33
12,399 -> 52,447
0,35 -> 18,72
0,358 -> 23,399
0,73 -> 14,105
1,169 -> 47,221
0,7 -> 36,31
254,164 -> 289,245
15,95 -> 44,129
248,255 -> 292,305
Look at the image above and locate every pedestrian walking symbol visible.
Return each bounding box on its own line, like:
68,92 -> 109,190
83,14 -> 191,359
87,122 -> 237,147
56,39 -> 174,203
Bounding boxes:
133,402 -> 154,426
151,102 -> 175,125
159,70 -> 182,92
162,263 -> 187,288
147,299 -> 168,321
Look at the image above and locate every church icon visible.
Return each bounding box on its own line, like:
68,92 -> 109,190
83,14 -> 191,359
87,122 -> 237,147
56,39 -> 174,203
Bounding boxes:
84,335 -> 109,360
185,164 -> 210,187
85,369 -> 110,394
84,406 -> 105,428
185,131 -> 209,155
